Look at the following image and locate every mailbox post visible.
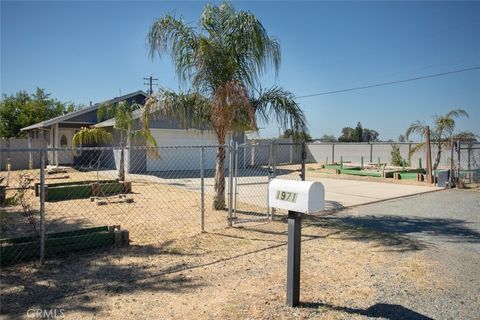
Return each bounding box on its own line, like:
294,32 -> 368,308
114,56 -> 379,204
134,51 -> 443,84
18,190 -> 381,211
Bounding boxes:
287,210 -> 302,306
268,179 -> 325,307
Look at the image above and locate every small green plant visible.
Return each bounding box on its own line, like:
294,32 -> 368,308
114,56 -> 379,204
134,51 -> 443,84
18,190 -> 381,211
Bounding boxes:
4,194 -> 19,206
15,174 -> 39,235
391,144 -> 407,167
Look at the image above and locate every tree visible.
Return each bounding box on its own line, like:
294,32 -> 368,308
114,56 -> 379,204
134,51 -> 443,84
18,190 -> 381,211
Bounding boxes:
338,122 -> 379,142
354,122 -> 363,142
72,101 -> 157,181
338,127 -> 355,142
281,129 -> 312,142
319,134 -> 337,142
398,134 -> 406,142
97,101 -> 157,181
406,109 -> 473,170
0,88 -> 81,138
146,2 -> 307,209
391,144 -> 406,167
362,128 -> 379,142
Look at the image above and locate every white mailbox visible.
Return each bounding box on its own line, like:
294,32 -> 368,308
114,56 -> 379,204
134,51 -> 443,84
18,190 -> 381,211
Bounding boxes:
268,179 -> 325,213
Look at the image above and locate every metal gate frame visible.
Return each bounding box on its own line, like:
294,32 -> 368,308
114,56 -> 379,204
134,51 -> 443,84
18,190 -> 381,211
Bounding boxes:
228,140 -> 306,225
456,141 -> 480,185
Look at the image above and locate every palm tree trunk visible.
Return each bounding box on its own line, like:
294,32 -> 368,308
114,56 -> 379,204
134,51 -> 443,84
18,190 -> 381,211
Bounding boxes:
213,136 -> 226,210
433,144 -> 442,171
119,142 -> 125,181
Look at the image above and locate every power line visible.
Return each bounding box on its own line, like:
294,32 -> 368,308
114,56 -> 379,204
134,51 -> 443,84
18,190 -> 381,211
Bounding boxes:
296,66 -> 480,99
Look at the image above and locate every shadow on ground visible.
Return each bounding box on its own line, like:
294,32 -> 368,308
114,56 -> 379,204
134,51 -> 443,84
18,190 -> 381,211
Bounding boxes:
0,243 -> 202,318
308,214 -> 480,250
145,166 -> 298,180
3,197 -> 479,317
301,302 -> 434,320
238,210 -> 480,252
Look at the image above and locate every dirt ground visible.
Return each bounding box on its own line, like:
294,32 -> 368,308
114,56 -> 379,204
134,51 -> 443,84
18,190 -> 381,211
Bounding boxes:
1,169 -> 267,245
1,212 -> 454,319
2,169 -> 476,319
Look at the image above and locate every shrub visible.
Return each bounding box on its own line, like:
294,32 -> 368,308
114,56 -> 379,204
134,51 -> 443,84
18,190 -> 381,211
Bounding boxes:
391,144 -> 407,167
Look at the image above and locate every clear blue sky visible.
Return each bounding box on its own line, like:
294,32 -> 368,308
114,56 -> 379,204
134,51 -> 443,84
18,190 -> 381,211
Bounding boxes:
2,1 -> 479,141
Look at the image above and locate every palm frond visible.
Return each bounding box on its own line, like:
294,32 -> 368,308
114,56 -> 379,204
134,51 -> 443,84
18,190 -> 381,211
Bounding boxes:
445,109 -> 469,119
251,86 -> 307,133
147,14 -> 198,84
405,121 -> 426,140
451,131 -> 478,142
72,127 -> 112,148
146,89 -> 210,130
408,142 -> 425,158
210,80 -> 255,140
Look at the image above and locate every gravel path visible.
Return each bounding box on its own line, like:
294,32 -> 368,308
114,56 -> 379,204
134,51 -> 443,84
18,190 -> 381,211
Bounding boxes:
330,189 -> 480,319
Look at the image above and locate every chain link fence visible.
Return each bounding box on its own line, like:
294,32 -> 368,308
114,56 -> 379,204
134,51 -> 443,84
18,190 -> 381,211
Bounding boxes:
457,142 -> 480,185
0,141 -> 306,267
4,140 -> 476,268
228,142 -> 305,225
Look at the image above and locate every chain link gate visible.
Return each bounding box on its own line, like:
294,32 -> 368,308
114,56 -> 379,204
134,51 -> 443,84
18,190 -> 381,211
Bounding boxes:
456,141 -> 480,186
228,140 -> 306,225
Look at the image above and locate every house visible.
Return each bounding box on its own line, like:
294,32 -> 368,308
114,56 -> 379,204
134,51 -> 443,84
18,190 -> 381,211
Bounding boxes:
20,91 -> 147,166
20,90 -> 244,173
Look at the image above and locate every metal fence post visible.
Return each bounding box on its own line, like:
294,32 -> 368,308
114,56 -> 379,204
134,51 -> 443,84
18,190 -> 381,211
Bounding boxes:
269,140 -> 276,220
28,135 -> 33,169
289,136 -> 293,164
467,143 -> 472,183
243,142 -> 246,169
449,139 -> 454,187
300,141 -> 306,181
251,143 -> 255,166
200,146 -> 205,232
331,143 -> 335,164
234,142 -> 239,218
6,139 -> 11,186
271,140 -> 276,178
457,140 -> 461,186
408,143 -> 412,167
369,143 -> 373,163
39,148 -> 46,263
228,140 -> 234,226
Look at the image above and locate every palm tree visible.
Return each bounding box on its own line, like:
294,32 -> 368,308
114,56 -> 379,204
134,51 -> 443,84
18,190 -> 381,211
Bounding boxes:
73,101 -> 157,181
146,2 -> 307,210
98,101 -> 157,181
406,109 -> 472,170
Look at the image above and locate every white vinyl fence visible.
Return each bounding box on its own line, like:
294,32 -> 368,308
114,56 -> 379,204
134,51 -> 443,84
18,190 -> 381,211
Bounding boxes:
306,142 -> 453,169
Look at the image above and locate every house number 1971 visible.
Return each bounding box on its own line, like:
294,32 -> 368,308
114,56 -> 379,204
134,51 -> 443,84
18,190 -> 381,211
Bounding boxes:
275,190 -> 298,203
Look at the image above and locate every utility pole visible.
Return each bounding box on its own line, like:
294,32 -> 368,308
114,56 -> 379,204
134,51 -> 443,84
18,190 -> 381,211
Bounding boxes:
143,75 -> 158,95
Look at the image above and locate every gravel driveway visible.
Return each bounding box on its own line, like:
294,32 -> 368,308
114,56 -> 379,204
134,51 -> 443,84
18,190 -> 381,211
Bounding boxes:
326,189 -> 480,319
